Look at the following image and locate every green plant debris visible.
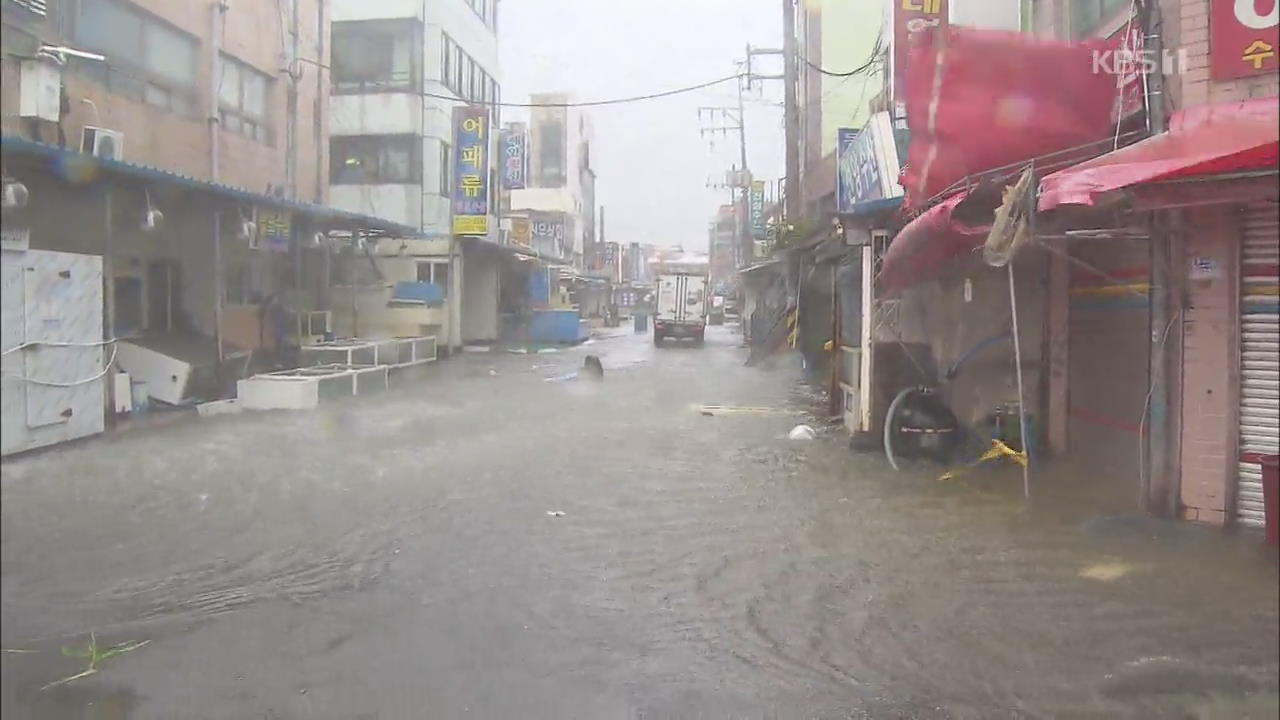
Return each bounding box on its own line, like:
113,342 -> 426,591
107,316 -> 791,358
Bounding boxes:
41,633 -> 150,691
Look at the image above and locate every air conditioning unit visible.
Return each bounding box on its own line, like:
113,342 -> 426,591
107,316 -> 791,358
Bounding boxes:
81,127 -> 124,161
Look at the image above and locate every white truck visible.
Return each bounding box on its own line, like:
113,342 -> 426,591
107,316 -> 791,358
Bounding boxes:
653,267 -> 709,346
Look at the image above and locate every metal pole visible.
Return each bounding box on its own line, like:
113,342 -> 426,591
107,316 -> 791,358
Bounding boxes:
212,209 -> 225,394
1008,261 -> 1030,502
781,0 -> 800,225
736,72 -> 752,270
350,231 -> 360,338
103,189 -> 116,422
1142,0 -> 1167,135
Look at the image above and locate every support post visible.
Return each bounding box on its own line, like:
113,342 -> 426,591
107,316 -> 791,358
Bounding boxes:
1047,243 -> 1070,456
212,209 -> 225,395
1147,218 -> 1173,515
103,189 -> 115,421
781,0 -> 800,225
1008,261 -> 1031,502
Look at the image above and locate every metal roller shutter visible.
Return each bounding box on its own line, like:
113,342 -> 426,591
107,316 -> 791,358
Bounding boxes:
1237,202 -> 1280,527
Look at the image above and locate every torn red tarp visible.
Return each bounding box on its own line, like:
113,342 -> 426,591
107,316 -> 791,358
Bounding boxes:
902,27 -> 1117,207
878,191 -> 994,294
1038,98 -> 1280,210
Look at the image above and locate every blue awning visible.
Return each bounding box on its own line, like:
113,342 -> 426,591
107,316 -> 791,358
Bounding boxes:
1,134 -> 419,236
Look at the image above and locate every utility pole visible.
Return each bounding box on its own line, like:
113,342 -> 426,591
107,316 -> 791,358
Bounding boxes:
697,87 -> 749,270
781,0 -> 801,227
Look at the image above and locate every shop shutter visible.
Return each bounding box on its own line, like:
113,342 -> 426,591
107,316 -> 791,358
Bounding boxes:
1237,202 -> 1280,527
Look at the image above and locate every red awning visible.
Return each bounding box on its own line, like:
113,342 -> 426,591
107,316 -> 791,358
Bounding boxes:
879,191 -> 994,294
1038,99 -> 1280,211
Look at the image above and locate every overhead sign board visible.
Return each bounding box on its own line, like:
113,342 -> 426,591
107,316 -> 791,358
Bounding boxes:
452,106 -> 490,236
1211,0 -> 1279,80
500,123 -> 528,190
836,112 -> 905,214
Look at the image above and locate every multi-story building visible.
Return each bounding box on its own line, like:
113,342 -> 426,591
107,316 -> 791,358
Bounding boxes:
2,0 -> 329,198
327,0 -> 498,234
509,93 -> 594,269
707,203 -> 736,290
326,0 -> 502,348
0,0 -> 406,452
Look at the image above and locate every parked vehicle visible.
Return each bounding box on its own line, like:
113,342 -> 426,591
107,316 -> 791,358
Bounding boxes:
708,295 -> 726,325
654,271 -> 708,346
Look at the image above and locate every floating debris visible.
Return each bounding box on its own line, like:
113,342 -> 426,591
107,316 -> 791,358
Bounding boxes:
787,424 -> 816,440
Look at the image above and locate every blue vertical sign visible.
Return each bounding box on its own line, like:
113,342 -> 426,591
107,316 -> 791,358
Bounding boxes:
500,123 -> 527,190
836,127 -> 883,214
452,106 -> 490,235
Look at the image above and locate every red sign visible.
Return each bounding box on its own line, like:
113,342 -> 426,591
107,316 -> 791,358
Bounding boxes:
893,0 -> 948,102
1211,0 -> 1280,80
1105,20 -> 1146,122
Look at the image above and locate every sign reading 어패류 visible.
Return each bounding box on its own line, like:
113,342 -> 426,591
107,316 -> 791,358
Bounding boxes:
452,106 -> 490,236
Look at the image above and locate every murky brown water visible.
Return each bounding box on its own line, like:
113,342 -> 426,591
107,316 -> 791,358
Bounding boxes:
3,328 -> 1277,718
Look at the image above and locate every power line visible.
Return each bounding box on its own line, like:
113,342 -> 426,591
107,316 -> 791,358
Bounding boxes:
797,32 -> 884,77
422,74 -> 746,108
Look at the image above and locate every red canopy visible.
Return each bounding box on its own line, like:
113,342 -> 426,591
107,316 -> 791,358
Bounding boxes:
879,192 -> 993,294
1038,99 -> 1280,210
902,27 -> 1117,208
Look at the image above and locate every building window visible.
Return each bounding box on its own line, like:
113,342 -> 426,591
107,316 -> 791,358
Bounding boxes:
331,135 -> 421,184
415,260 -> 449,291
1069,0 -> 1128,38
333,19 -> 421,92
219,55 -> 272,144
537,119 -> 565,187
74,0 -> 198,116
438,140 -> 452,196
466,0 -> 495,28
5,0 -> 48,16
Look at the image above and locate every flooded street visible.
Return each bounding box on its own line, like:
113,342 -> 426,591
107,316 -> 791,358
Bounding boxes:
2,327 -> 1277,719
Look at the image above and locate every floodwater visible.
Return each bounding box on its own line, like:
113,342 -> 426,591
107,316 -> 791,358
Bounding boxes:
2,327 -> 1277,719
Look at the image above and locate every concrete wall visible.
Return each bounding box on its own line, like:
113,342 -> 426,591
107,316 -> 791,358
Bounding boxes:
2,0 -> 329,203
460,244 -> 499,343
1178,206 -> 1239,525
884,249 -> 1047,436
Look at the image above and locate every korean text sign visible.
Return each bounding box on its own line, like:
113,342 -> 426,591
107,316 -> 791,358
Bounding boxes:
1211,0 -> 1279,80
836,128 -> 882,213
893,0 -> 948,101
452,106 -> 490,235
750,181 -> 766,240
500,124 -> 527,190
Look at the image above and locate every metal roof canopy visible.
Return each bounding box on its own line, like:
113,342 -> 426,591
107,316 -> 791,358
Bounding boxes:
0,135 -> 419,236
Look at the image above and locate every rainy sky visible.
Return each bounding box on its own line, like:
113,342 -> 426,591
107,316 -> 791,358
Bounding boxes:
500,0 -> 786,252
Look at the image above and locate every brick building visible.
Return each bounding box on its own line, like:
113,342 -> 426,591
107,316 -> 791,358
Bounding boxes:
1031,0 -> 1278,527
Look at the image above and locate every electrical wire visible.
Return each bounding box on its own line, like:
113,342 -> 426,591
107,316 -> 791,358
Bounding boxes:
798,31 -> 884,77
2,342 -> 119,388
419,74 -> 747,108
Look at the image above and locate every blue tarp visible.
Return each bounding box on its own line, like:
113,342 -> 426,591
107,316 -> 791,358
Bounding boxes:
391,281 -> 445,305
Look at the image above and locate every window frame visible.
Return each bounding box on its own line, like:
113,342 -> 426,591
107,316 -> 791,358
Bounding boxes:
330,135 -> 422,185
415,260 -> 450,291
72,0 -> 199,116
331,18 -> 423,94
438,140 -> 453,197
1068,0 -> 1129,39
218,53 -> 274,145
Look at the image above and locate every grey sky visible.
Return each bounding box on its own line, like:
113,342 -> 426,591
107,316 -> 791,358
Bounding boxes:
499,0 -> 785,251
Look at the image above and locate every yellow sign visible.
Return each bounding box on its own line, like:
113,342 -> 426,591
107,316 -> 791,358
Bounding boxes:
510,217 -> 531,247
453,215 -> 489,235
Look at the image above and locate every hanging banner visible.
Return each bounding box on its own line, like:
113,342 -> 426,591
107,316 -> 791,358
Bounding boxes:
452,106 -> 490,236
500,123 -> 528,190
749,181 -> 766,240
1102,20 -> 1147,123
892,0 -> 949,102
1211,0 -> 1280,80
